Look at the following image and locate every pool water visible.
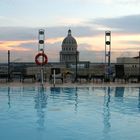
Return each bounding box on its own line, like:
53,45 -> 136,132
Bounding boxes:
0,86 -> 140,140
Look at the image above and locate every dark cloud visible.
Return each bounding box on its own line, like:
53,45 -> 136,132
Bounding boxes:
2,14 -> 140,42
0,26 -> 99,41
46,26 -> 98,38
0,27 -> 37,41
93,14 -> 140,34
0,15 -> 140,41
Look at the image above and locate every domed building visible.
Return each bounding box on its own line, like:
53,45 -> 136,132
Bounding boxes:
60,29 -> 79,63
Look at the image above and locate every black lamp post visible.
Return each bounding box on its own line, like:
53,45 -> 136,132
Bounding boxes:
8,50 -> 10,82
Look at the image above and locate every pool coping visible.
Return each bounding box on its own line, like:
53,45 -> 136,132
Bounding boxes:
0,82 -> 139,88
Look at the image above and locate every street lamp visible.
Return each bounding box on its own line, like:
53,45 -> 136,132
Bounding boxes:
7,51 -> 22,82
105,31 -> 111,82
8,50 -> 10,82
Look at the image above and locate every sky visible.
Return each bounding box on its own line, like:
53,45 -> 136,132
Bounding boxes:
0,0 -> 140,62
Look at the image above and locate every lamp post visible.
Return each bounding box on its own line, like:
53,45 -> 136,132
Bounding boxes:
8,50 -> 10,82
38,29 -> 45,86
105,31 -> 111,82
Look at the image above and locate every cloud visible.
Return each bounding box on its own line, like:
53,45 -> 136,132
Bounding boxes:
120,41 -> 140,46
0,26 -> 98,41
1,14 -> 140,43
93,14 -> 140,34
0,40 -> 34,51
46,26 -> 100,38
0,27 -> 37,41
0,14 -> 140,63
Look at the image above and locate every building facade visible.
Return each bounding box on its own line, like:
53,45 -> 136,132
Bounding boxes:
117,57 -> 139,64
117,57 -> 140,76
60,29 -> 79,63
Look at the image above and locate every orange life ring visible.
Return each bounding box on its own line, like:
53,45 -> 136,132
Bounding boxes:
35,53 -> 48,65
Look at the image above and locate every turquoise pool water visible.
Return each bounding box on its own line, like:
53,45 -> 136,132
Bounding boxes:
0,86 -> 140,140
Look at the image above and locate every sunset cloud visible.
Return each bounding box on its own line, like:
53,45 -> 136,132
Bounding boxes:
0,40 -> 35,51
0,13 -> 140,62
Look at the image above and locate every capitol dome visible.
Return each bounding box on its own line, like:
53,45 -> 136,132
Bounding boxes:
62,29 -> 77,45
60,29 -> 79,63
62,29 -> 77,50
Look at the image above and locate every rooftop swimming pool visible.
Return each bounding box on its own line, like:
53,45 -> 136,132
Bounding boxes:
0,86 -> 140,140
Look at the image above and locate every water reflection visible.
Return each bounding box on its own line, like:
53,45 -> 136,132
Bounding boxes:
115,87 -> 124,98
22,87 -> 36,93
34,87 -> 48,131
50,87 -> 61,99
74,87 -> 78,112
138,88 -> 140,110
63,87 -> 79,112
103,87 -> 111,139
7,87 -> 11,108
50,87 -> 79,112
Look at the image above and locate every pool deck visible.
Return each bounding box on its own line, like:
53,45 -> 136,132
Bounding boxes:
0,81 -> 140,88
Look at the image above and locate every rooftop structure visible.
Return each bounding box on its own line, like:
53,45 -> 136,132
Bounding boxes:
60,29 -> 79,63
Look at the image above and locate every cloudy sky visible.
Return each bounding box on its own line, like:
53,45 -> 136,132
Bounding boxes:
0,0 -> 140,62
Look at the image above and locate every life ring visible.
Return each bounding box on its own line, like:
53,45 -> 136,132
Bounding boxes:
35,53 -> 48,65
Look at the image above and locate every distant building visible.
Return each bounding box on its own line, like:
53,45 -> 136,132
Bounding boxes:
117,57 -> 139,64
117,57 -> 140,76
60,29 -> 79,63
